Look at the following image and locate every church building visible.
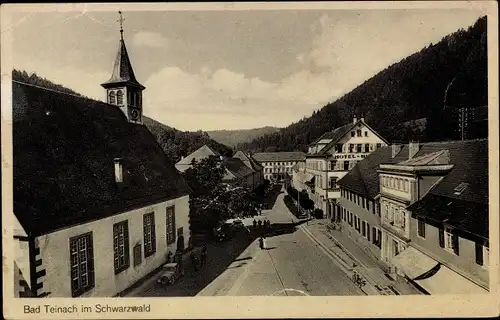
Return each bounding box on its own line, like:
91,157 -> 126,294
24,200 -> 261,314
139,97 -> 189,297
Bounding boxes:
13,15 -> 192,298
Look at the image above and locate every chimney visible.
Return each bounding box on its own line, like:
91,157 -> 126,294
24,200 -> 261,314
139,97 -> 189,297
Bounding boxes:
114,158 -> 123,184
408,141 -> 420,160
391,144 -> 402,158
353,115 -> 357,124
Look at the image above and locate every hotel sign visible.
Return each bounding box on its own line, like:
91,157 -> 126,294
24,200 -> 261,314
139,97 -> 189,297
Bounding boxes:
332,153 -> 367,160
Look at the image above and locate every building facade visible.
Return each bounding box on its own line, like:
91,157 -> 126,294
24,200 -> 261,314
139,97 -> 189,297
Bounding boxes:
301,116 -> 388,217
13,26 -> 192,298
251,152 -> 306,182
379,140 -> 489,294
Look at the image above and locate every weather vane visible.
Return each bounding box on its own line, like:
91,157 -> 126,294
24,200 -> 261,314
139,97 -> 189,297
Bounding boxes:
117,11 -> 125,37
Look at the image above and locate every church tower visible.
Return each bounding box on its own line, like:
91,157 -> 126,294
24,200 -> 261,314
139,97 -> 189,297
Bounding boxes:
101,11 -> 145,124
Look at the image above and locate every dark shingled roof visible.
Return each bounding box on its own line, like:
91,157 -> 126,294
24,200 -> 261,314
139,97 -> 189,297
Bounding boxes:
13,81 -> 190,236
338,139 -> 489,203
252,152 -> 306,162
339,139 -> 489,239
101,38 -> 145,90
223,158 -> 255,179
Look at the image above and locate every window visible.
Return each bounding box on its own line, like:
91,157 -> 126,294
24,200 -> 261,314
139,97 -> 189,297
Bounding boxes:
349,144 -> 354,153
113,221 -> 130,274
393,240 -> 399,256
108,91 -> 116,104
143,212 -> 156,257
401,210 -> 406,229
329,177 -> 337,189
376,143 -> 382,149
343,161 -> 349,171
417,218 -> 426,238
166,206 -> 176,245
441,227 -> 459,255
366,200 -> 370,211
362,197 -> 365,209
351,131 -> 355,137
69,232 -> 94,297
364,143 -> 370,153
364,131 -> 368,137
366,223 -> 371,241
116,90 -> 124,105
362,221 -> 366,236
133,243 -> 142,267
357,130 -> 362,137
356,144 -> 362,153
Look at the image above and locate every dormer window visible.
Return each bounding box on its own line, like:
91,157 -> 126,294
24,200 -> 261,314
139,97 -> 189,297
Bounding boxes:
116,90 -> 124,105
109,91 -> 116,104
453,182 -> 469,195
357,130 -> 362,137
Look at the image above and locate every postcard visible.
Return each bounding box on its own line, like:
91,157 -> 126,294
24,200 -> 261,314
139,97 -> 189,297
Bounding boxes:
1,1 -> 499,319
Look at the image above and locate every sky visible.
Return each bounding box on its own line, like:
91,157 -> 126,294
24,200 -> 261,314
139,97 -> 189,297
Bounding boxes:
9,6 -> 485,131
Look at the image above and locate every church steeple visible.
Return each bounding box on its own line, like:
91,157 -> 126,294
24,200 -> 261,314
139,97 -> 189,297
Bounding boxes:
101,11 -> 145,124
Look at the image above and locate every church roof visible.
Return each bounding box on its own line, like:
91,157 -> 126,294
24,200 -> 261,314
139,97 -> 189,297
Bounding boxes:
12,81 -> 190,236
101,36 -> 145,90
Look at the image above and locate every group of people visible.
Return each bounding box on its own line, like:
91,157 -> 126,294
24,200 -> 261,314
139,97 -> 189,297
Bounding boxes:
253,218 -> 271,231
190,245 -> 207,271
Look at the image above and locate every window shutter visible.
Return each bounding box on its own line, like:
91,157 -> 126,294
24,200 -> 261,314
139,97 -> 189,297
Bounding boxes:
453,233 -> 460,255
88,233 -> 95,287
172,207 -> 177,243
438,227 -> 445,248
151,215 -> 157,253
124,222 -> 130,266
475,242 -> 483,265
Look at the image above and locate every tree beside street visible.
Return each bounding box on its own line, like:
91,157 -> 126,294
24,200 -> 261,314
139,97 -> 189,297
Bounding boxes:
183,156 -> 256,233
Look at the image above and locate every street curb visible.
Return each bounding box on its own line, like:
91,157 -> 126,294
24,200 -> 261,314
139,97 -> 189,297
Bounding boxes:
300,224 -> 384,296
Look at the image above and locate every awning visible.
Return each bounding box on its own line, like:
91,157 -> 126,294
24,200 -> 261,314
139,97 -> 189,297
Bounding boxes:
415,264 -> 489,295
391,247 -> 439,279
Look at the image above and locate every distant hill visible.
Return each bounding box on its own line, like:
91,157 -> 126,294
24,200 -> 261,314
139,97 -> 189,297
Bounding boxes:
11,69 -> 233,164
142,117 -> 233,163
207,126 -> 280,147
237,16 -> 488,153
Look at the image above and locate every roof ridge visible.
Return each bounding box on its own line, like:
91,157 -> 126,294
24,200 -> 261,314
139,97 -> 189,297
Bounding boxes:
13,80 -> 91,100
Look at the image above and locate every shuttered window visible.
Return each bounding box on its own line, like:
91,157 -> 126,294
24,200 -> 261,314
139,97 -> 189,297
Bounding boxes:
143,212 -> 156,257
166,206 -> 176,245
113,220 -> 130,274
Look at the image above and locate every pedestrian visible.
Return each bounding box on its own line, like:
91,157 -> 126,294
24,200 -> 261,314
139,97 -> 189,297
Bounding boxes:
253,219 -> 257,231
166,251 -> 173,263
266,219 -> 271,228
191,252 -> 198,271
262,236 -> 267,250
259,237 -> 264,250
201,246 -> 207,266
258,220 -> 262,229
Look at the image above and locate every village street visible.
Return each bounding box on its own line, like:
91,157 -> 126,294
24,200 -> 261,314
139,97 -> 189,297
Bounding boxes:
124,187 -> 363,297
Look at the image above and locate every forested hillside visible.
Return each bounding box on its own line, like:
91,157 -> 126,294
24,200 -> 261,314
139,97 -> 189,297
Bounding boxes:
237,16 -> 488,153
207,126 -> 280,147
12,69 -> 233,163
142,117 -> 233,163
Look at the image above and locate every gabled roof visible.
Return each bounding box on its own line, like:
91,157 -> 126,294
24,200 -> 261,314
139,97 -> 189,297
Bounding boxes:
13,81 -> 190,236
310,119 -> 389,156
337,146 -> 406,199
223,158 -> 255,179
176,145 -> 220,166
233,151 -> 263,172
338,139 -> 489,205
101,37 -> 145,90
311,123 -> 353,146
408,194 -> 488,239
252,152 -> 306,162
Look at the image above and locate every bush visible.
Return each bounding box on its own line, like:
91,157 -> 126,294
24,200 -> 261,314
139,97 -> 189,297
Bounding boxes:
283,195 -> 301,218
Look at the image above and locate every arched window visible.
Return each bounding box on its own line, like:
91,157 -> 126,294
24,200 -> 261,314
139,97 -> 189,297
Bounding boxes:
108,91 -> 116,104
116,90 -> 123,105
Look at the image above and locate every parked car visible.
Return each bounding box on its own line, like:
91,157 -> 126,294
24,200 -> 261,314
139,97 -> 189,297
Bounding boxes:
157,262 -> 184,285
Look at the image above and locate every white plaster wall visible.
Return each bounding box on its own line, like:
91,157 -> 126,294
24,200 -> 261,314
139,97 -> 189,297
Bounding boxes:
37,195 -> 190,297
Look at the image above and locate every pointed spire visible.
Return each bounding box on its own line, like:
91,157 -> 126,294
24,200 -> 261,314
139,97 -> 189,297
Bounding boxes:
101,11 -> 145,90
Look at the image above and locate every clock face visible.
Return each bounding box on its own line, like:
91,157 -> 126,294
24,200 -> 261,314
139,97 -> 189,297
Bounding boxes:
130,109 -> 139,120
